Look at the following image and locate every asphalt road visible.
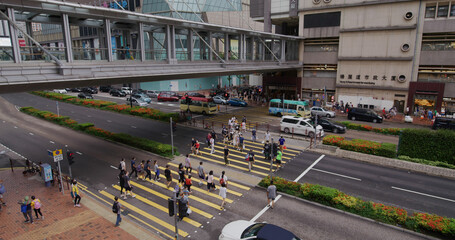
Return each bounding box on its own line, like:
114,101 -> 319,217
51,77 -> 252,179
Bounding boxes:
0,96 -> 424,240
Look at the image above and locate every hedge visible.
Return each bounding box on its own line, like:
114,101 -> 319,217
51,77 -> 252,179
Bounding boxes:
397,156 -> 455,170
20,107 -> 178,157
398,128 -> 455,165
31,91 -> 180,123
339,121 -> 402,136
323,135 -> 397,158
259,176 -> 455,238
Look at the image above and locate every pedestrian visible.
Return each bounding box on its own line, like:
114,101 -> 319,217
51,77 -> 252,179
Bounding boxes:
112,196 -> 123,227
197,162 -> 206,187
153,160 -> 160,182
178,190 -> 190,221
242,115 -> 247,123
145,160 -> 152,180
263,140 -> 271,161
123,171 -> 136,199
252,128 -> 257,142
31,196 -> 43,220
18,196 -> 33,223
210,137 -> 215,154
211,129 -> 217,141
278,136 -> 285,152
184,154 -> 192,174
222,127 -> 228,144
239,134 -> 245,151
119,171 -> 126,198
0,179 -> 6,207
174,183 -> 182,198
185,175 -> 193,193
136,160 -> 144,180
191,137 -> 196,154
229,127 -> 234,142
207,170 -> 216,192
241,121 -> 246,133
129,157 -> 137,178
219,171 -> 228,188
119,158 -> 126,174
264,130 -> 271,143
195,140 -> 201,155
267,180 -> 277,209
72,180 -> 82,207
224,145 -> 230,165
165,165 -> 172,189
178,163 -> 186,183
233,131 -> 239,149
219,183 -> 227,210
275,149 -> 283,170
246,149 -> 255,172
206,132 -> 212,147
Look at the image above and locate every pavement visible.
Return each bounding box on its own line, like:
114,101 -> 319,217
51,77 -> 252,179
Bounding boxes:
0,169 -> 160,240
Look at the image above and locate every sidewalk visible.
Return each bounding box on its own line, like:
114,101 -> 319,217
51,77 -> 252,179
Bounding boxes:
0,170 -> 160,240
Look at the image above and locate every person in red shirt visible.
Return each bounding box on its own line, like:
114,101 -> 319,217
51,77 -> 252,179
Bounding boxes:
195,140 -> 201,155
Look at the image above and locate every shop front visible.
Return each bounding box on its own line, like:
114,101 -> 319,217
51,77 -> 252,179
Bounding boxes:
407,82 -> 444,114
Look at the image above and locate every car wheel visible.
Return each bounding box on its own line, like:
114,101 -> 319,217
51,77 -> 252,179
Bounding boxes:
351,116 -> 356,121
308,132 -> 315,138
277,112 -> 282,117
284,128 -> 290,134
327,114 -> 331,118
333,128 -> 338,133
202,111 -> 207,115
373,119 -> 377,123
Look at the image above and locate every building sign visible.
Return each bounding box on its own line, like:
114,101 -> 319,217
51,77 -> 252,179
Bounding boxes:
289,0 -> 298,17
338,73 -> 407,86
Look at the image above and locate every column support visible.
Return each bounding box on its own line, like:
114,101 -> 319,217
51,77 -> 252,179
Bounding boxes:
281,39 -> 286,62
104,19 -> 113,62
62,13 -> 73,63
188,29 -> 194,61
224,33 -> 229,61
138,22 -> 145,62
7,8 -> 21,63
208,32 -> 213,61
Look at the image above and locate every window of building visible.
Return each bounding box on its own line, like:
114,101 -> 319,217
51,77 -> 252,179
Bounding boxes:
348,74 -> 352,79
437,3 -> 449,17
451,3 -> 455,16
356,75 -> 360,80
425,5 -> 436,18
365,75 -> 369,80
304,12 -> 341,28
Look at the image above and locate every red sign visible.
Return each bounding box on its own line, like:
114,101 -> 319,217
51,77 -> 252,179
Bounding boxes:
18,39 -> 26,47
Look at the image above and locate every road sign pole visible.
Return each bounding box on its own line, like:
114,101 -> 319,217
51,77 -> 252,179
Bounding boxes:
173,195 -> 179,240
56,101 -> 60,117
57,161 -> 64,195
65,146 -> 73,179
270,140 -> 274,176
170,117 -> 174,156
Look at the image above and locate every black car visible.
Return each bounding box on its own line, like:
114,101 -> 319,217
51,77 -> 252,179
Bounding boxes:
109,89 -> 126,97
70,88 -> 82,92
77,92 -> 93,99
347,108 -> 383,123
99,85 -> 112,92
185,92 -> 206,98
312,117 -> 346,134
432,117 -> 455,130
82,87 -> 98,94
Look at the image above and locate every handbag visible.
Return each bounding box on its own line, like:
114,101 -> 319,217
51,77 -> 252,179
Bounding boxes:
187,207 -> 192,214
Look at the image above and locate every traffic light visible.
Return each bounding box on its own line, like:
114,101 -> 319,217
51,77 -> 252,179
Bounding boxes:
168,198 -> 175,216
67,151 -> 75,165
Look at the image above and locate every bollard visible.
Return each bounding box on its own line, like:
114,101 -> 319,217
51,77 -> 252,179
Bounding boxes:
10,158 -> 13,172
292,127 -> 294,138
310,137 -> 313,149
202,119 -> 205,128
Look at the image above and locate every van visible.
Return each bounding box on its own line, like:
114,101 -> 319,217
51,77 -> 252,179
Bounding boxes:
121,87 -> 132,95
347,108 -> 383,123
180,96 -> 217,115
280,116 -> 324,138
432,117 -> 455,130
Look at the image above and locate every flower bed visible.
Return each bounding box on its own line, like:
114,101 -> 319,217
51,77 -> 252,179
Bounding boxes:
339,121 -> 402,136
31,91 -> 179,122
20,107 -> 178,157
323,135 -> 396,158
259,176 -> 455,238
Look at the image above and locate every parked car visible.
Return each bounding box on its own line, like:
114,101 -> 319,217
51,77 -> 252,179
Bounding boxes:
312,117 -> 346,134
77,92 -> 93,99
228,98 -> 247,107
185,92 -> 206,98
82,87 -> 98,94
348,108 -> 383,123
280,116 -> 324,138
219,220 -> 301,240
131,93 -> 151,103
121,87 -> 132,95
70,88 -> 82,92
158,92 -> 179,102
310,106 -> 336,118
109,89 -> 127,97
145,90 -> 160,98
132,89 -> 145,95
99,85 -> 112,92
432,117 -> 455,130
126,97 -> 148,107
53,89 -> 67,94
213,95 -> 228,105
160,91 -> 182,99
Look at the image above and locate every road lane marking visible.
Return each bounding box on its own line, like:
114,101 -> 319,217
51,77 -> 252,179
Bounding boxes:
294,155 -> 325,183
13,126 -> 18,128
76,151 -> 82,155
29,132 -> 34,136
250,195 -> 282,222
14,105 -> 20,111
110,165 -> 118,169
49,141 -> 55,144
107,120 -> 112,122
391,186 -> 455,203
131,126 -> 137,128
312,168 -> 361,181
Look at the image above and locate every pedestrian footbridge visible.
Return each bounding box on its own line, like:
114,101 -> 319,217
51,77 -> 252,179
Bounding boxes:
0,0 -> 302,93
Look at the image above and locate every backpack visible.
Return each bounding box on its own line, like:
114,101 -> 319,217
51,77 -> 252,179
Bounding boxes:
33,200 -> 41,209
220,177 -> 225,185
185,178 -> 192,186
0,184 -> 5,194
112,202 -> 119,213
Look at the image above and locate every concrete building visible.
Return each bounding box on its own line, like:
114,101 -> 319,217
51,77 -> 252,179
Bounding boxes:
251,0 -> 455,114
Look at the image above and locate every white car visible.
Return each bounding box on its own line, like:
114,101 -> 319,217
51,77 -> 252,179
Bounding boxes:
310,106 -> 335,118
145,90 -> 160,98
213,95 -> 228,105
280,116 -> 324,138
53,89 -> 67,94
121,87 -> 132,95
219,220 -> 301,240
126,98 -> 148,107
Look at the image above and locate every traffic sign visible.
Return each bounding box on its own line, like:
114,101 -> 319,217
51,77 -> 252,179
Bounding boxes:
53,149 -> 63,162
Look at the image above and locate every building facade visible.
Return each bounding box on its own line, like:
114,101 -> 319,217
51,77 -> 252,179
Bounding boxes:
251,0 -> 455,114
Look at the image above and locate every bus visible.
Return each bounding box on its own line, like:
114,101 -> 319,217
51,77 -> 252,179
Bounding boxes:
180,96 -> 218,115
269,99 -> 310,118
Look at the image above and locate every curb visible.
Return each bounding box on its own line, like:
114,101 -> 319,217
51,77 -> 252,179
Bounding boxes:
255,185 -> 438,240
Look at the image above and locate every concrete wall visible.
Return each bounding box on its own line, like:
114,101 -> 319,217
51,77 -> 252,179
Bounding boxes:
303,51 -> 338,64
419,50 -> 455,66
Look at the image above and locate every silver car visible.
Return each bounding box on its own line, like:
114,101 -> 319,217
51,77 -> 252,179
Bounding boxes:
146,90 -> 159,98
213,95 -> 227,105
126,98 -> 148,107
310,106 -> 336,118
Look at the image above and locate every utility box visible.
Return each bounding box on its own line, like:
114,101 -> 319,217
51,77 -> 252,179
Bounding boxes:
41,163 -> 53,187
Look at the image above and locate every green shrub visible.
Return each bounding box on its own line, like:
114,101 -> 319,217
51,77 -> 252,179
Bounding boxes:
398,129 -> 455,164
76,123 -> 95,130
398,155 -> 455,169
338,121 -> 402,136
323,135 -> 397,158
377,142 -> 397,158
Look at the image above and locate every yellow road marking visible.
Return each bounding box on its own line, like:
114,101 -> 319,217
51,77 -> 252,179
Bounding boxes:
167,176 -> 233,203
210,145 -> 288,163
191,153 -> 268,176
242,140 -> 301,153
129,181 -> 213,219
200,149 -> 275,171
99,191 -> 189,237
225,141 -> 296,158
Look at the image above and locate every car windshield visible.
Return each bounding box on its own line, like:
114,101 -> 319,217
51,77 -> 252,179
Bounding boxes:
241,223 -> 266,238
208,102 -> 216,107
321,107 -> 329,111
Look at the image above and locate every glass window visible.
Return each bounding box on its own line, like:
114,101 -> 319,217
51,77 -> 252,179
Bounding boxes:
437,3 -> 449,17
451,3 -> 455,16
288,104 -> 297,110
425,5 -> 436,18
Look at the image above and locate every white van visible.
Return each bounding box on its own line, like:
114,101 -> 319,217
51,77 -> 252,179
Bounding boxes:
121,87 -> 132,95
280,116 -> 324,138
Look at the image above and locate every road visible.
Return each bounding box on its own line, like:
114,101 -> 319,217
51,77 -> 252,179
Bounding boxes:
0,96 -> 425,239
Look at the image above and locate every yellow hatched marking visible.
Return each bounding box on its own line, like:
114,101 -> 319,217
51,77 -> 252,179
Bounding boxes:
210,145 -> 288,163
166,163 -> 250,191
81,188 -> 174,240
199,149 -> 271,171
191,153 -> 268,176
141,178 -> 226,210
242,140 -> 301,154
112,185 -> 201,228
99,191 -> 189,238
166,175 -> 233,203
158,166 -> 243,197
129,181 -> 213,219
226,141 -> 296,158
